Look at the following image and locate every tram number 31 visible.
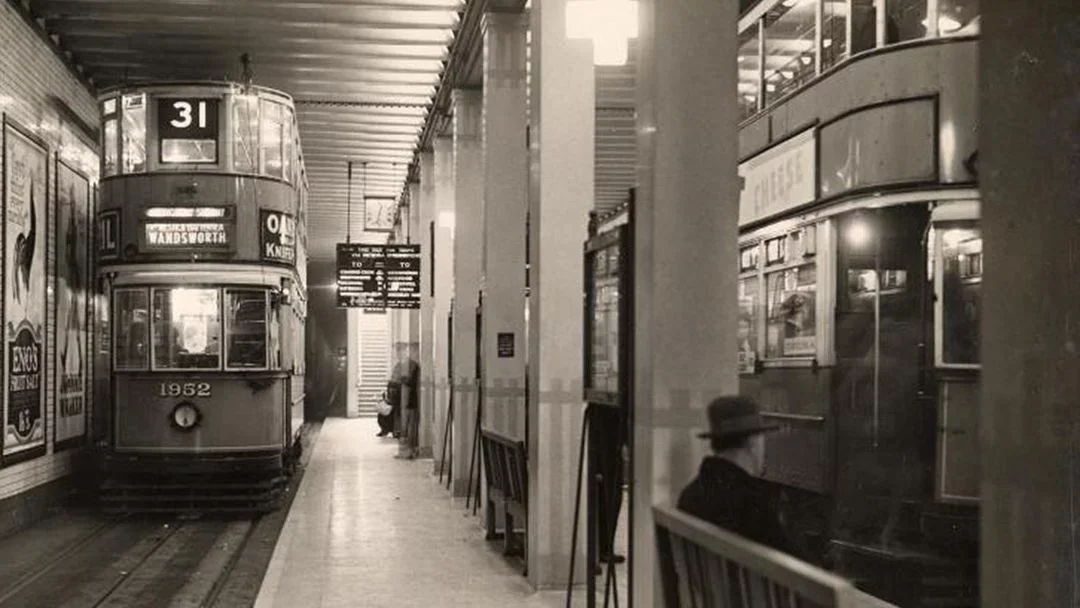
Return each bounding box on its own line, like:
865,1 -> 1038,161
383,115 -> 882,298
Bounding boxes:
157,382 -> 212,398
170,101 -> 209,129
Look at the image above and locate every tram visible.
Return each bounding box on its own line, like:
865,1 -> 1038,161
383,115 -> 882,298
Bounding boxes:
93,81 -> 308,512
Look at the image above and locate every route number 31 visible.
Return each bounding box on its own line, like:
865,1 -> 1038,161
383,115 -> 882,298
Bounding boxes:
157,382 -> 211,398
170,100 -> 209,129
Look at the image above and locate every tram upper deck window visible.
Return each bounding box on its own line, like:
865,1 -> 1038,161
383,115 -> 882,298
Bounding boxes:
152,288 -> 221,370
226,289 -> 267,369
763,0 -> 816,104
102,99 -> 118,177
938,0 -> 980,35
282,106 -> 295,183
738,25 -> 761,121
158,98 -> 220,165
885,0 -> 927,43
122,93 -> 146,173
115,288 -> 149,370
939,224 -> 981,365
821,0 -> 848,70
233,94 -> 259,174
260,100 -> 284,179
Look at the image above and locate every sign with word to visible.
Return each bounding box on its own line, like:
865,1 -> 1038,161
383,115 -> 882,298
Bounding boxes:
260,210 -> 296,263
384,244 -> 421,309
336,243 -> 387,308
145,222 -> 228,248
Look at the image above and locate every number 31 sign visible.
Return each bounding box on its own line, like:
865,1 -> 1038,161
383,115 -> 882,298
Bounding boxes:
158,98 -> 219,140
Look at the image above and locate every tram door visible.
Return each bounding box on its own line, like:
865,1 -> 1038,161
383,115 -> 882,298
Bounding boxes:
832,204 -> 931,539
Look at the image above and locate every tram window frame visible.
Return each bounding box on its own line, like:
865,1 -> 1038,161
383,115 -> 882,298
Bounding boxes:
233,93 -> 260,174
224,288 -> 270,371
934,220 -> 981,368
114,287 -> 150,371
738,242 -> 764,374
102,98 -> 119,178
121,93 -> 147,173
259,99 -> 285,179
150,287 -> 223,372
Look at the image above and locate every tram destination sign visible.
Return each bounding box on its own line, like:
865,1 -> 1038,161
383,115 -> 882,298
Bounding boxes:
336,243 -> 420,309
144,222 -> 228,248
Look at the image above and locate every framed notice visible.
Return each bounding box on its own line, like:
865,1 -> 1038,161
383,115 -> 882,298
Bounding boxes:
583,224 -> 632,408
2,118 -> 48,464
54,159 -> 91,450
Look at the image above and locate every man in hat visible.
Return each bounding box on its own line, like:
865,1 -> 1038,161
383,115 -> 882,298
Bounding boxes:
677,395 -> 798,554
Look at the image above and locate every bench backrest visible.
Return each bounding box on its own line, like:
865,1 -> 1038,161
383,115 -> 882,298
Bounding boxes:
480,429 -> 527,505
653,505 -> 895,608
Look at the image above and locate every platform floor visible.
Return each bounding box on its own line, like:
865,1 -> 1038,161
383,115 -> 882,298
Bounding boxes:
255,417 -> 600,608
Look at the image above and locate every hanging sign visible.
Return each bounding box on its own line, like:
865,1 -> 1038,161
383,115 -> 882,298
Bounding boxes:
385,244 -> 420,309
260,210 -> 297,263
337,243 -> 386,308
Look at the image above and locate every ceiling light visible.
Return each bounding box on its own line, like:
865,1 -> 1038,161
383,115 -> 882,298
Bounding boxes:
800,55 -> 812,65
823,38 -> 834,48
780,70 -> 794,79
922,16 -> 964,33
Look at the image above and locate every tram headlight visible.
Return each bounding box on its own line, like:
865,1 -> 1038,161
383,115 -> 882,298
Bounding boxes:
170,402 -> 201,431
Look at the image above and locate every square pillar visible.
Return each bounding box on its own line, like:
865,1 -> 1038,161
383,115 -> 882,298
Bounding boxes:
451,88 -> 484,497
432,136 -> 455,476
481,10 -> 529,441
631,1 -> 740,605
527,0 -> 594,588
418,152 -> 437,456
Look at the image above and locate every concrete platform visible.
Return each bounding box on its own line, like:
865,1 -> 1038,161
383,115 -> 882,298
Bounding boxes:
255,417 -> 591,608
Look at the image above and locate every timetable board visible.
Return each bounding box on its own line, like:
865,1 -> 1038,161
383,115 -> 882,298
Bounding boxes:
336,243 -> 420,309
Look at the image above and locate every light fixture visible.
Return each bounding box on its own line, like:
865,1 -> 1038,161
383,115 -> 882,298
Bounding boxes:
566,0 -> 639,66
800,55 -> 813,66
922,15 -> 963,33
781,70 -> 795,79
823,38 -> 834,48
170,402 -> 201,431
846,219 -> 872,249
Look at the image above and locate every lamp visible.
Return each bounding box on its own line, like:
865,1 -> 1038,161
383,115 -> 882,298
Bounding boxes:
566,0 -> 639,66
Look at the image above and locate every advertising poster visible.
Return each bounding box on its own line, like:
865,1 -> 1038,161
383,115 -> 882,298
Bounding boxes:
55,160 -> 90,448
3,120 -> 48,461
260,209 -> 296,263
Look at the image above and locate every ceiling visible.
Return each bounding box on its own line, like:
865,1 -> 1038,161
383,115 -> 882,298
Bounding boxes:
24,0 -> 637,261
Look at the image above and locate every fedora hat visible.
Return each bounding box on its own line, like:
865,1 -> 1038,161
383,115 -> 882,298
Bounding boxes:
697,395 -> 779,439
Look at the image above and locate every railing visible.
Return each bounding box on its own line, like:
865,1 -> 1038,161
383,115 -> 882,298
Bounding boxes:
654,505 -> 896,608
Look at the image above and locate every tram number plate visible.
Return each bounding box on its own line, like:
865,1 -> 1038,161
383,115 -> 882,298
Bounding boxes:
157,382 -> 212,398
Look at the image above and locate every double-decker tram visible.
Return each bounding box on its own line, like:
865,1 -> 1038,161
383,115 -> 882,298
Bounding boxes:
94,81 -> 308,512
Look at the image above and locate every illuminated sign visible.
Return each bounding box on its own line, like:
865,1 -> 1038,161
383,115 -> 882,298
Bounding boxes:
158,97 -> 219,164
261,210 -> 296,263
145,207 -> 226,219
145,223 -> 228,247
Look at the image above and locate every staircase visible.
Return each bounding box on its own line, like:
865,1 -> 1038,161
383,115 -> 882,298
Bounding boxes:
356,312 -> 391,418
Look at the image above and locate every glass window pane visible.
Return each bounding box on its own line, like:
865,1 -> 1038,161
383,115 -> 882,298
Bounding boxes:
766,264 -> 817,358
153,288 -> 221,370
941,226 -> 981,364
821,0 -> 848,70
161,140 -> 217,164
938,0 -> 980,35
738,25 -> 761,121
851,0 -> 878,54
282,107 -> 295,183
233,95 -> 259,173
115,289 -> 149,369
738,278 -> 760,373
226,290 -> 267,368
104,119 -> 118,177
121,93 -> 146,173
885,0 -> 927,44
763,0 -> 816,106
260,100 -> 283,178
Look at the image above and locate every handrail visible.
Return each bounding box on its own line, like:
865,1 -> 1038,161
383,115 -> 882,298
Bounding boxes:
654,505 -> 896,607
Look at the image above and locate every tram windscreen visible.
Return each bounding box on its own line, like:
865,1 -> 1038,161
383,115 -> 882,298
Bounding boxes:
226,290 -> 267,368
152,288 -> 221,369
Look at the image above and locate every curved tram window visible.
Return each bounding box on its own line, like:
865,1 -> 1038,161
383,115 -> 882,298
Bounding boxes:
152,288 -> 221,370
226,289 -> 268,368
941,225 -> 981,365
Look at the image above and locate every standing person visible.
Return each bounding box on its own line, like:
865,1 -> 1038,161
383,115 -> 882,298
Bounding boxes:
594,405 -> 627,566
677,395 -> 801,555
391,342 -> 421,459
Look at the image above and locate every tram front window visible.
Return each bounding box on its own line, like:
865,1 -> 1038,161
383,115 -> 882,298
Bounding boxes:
226,289 -> 267,368
152,288 -> 221,370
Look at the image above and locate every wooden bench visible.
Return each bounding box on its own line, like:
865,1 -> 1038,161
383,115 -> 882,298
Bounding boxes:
480,428 -> 528,575
654,505 -> 896,608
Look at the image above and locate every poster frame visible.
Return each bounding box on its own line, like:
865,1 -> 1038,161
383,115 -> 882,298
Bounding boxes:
1,115 -> 50,467
582,224 -> 631,408
53,156 -> 91,452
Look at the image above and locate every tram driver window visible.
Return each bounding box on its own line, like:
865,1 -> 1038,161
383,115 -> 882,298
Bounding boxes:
226,289 -> 268,369
152,288 -> 221,370
940,225 -> 981,365
115,289 -> 149,369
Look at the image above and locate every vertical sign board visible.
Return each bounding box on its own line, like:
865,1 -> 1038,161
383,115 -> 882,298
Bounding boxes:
3,120 -> 48,463
54,160 -> 90,450
157,97 -> 220,164
385,244 -> 421,309
260,210 -> 297,264
97,210 -> 119,261
336,243 -> 385,308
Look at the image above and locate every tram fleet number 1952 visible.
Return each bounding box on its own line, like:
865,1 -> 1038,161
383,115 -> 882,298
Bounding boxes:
156,382 -> 212,398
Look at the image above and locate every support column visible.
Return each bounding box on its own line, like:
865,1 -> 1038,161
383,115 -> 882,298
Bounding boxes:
418,152 -> 437,457
451,89 -> 484,497
527,0 -> 593,588
980,3 -> 1080,606
345,308 -> 361,419
631,1 -> 739,605
432,136 -> 455,476
481,10 -> 529,441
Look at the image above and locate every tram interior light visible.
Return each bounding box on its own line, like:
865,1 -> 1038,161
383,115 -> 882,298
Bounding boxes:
846,219 -> 872,249
923,15 -> 963,33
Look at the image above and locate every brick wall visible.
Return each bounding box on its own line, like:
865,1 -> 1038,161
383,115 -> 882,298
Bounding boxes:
0,2 -> 98,502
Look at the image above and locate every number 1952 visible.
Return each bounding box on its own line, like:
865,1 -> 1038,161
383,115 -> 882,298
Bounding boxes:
157,382 -> 212,398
